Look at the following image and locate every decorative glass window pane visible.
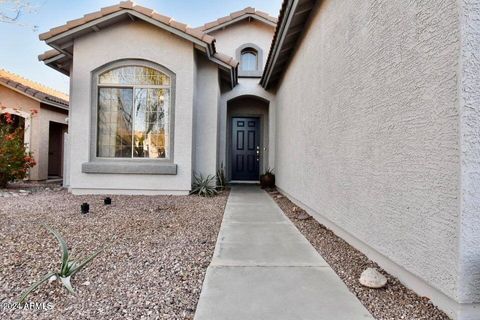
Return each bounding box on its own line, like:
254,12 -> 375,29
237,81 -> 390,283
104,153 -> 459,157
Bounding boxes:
97,65 -> 172,160
97,88 -> 133,158
133,88 -> 169,159
241,49 -> 258,71
99,66 -> 170,86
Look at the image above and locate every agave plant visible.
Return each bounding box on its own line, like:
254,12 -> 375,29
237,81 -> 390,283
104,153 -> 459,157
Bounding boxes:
190,173 -> 218,197
216,163 -> 226,191
18,224 -> 106,304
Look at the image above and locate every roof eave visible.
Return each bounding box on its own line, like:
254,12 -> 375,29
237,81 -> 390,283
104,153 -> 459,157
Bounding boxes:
40,7 -> 238,87
202,14 -> 277,33
0,81 -> 69,110
261,0 -> 316,89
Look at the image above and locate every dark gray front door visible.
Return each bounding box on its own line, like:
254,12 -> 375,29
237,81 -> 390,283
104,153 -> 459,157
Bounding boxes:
231,117 -> 260,181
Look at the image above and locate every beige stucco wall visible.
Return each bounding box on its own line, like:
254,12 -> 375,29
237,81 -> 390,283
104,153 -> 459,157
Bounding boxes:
192,53 -> 220,177
212,20 -> 276,179
37,105 -> 68,180
458,0 -> 480,309
0,85 -> 67,181
218,79 -> 276,179
210,19 -> 275,71
273,1 -> 477,318
68,20 -> 195,194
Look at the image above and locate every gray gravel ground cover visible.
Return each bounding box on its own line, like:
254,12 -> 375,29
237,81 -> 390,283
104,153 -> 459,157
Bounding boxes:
267,189 -> 451,320
0,187 -> 229,320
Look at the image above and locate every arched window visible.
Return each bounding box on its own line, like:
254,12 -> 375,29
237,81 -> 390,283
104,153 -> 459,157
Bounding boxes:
240,48 -> 258,72
96,64 -> 172,159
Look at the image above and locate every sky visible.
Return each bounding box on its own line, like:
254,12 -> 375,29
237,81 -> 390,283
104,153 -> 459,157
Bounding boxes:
0,0 -> 282,94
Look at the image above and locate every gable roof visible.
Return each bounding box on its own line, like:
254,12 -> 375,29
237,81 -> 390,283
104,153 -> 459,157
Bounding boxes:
261,0 -> 316,89
38,1 -> 238,87
0,69 -> 69,110
197,7 -> 278,33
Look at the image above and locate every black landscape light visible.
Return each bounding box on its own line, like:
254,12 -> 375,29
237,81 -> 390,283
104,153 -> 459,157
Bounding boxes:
81,203 -> 89,214
104,197 -> 112,205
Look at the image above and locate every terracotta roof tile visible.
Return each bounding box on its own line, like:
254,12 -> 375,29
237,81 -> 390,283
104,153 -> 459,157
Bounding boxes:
0,69 -> 69,106
65,17 -> 87,29
38,49 -> 62,61
170,20 -> 187,32
84,11 -> 103,21
214,52 -> 239,68
38,1 -> 238,86
202,34 -> 215,43
198,7 -> 278,32
119,1 -> 133,9
132,4 -> 154,16
38,0 -> 214,45
151,12 -> 172,24
100,4 -> 120,15
229,9 -> 245,19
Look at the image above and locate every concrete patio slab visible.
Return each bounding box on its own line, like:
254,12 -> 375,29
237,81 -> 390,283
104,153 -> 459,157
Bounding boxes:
195,185 -> 373,320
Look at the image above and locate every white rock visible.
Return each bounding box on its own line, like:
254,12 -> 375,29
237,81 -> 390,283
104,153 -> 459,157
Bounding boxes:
19,190 -> 28,193
82,281 -> 91,286
48,275 -> 57,284
359,268 -> 387,288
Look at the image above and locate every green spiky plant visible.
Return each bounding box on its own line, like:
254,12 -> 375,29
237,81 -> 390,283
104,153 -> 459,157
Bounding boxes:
190,173 -> 218,197
216,162 -> 226,191
18,224 -> 106,304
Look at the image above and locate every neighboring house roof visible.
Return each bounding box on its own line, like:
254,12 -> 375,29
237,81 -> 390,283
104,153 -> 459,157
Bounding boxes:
197,7 -> 278,33
0,69 -> 69,110
38,1 -> 238,87
261,0 -> 316,89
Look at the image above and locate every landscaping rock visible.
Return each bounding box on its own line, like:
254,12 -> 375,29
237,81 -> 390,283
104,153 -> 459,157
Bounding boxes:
359,268 -> 387,288
270,192 -> 450,320
296,211 -> 311,220
0,189 -> 229,320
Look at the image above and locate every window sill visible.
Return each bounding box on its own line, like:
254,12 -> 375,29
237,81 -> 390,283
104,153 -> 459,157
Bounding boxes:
82,161 -> 177,175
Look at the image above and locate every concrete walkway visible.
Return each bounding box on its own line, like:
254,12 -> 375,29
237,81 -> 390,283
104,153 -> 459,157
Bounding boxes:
195,185 -> 373,320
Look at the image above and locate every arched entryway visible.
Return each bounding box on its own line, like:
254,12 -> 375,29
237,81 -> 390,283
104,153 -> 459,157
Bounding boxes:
226,95 -> 269,182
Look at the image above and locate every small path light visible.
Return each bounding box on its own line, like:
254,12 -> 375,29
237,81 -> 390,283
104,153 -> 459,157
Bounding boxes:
81,203 -> 89,214
104,197 -> 112,205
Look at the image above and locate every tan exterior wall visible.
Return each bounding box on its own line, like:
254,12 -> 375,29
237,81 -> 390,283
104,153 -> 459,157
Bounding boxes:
37,105 -> 68,180
210,19 -> 275,71
273,0 -> 470,318
68,20 -> 195,194
212,20 -> 276,178
193,53 -> 220,177
0,85 -> 67,181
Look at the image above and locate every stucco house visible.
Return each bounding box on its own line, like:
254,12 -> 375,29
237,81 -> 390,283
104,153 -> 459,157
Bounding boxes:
38,1 -> 480,319
0,69 -> 69,180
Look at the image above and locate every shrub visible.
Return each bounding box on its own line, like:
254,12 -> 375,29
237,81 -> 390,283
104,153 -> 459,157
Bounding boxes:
190,173 -> 218,197
0,111 -> 36,188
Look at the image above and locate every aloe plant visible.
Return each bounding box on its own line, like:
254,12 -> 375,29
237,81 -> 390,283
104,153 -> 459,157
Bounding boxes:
190,173 -> 218,197
18,224 -> 106,304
